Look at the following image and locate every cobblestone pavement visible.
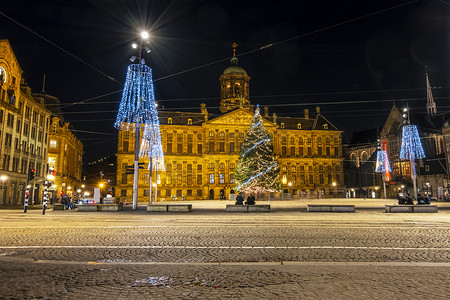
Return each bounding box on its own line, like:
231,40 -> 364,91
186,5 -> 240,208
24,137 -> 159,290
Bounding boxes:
0,200 -> 449,299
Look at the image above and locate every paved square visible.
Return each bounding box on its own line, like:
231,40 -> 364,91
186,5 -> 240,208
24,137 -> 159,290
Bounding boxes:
0,199 -> 449,299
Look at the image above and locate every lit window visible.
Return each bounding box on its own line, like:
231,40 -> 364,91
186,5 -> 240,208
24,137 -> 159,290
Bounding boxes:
219,173 -> 225,184
209,131 -> 214,137
209,174 -> 215,184
323,124 -> 328,129
282,175 -> 287,184
297,123 -> 301,129
50,140 -> 57,148
188,118 -> 192,125
281,123 -> 285,129
168,118 -> 172,124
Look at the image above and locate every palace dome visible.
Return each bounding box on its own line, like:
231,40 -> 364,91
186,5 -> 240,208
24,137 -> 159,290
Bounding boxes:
223,56 -> 248,76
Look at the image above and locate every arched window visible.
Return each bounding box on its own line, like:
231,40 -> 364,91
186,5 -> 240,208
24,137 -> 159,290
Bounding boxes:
361,152 -> 368,163
350,153 -> 357,167
281,123 -> 285,129
323,124 -> 328,129
187,119 -> 192,125
297,123 -> 301,129
168,118 -> 172,124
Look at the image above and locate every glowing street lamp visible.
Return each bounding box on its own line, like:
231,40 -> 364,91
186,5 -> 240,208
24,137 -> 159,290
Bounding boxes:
1,176 -> 7,201
140,31 -> 149,40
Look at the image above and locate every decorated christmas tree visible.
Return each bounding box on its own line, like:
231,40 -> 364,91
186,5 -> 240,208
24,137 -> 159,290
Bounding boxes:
234,106 -> 281,194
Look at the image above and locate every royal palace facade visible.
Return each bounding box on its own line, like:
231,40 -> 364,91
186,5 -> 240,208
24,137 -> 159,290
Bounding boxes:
116,49 -> 344,202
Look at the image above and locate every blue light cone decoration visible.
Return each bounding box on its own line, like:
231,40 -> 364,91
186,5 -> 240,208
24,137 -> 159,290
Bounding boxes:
399,125 -> 425,160
140,123 -> 165,171
375,150 -> 391,173
114,64 -> 157,130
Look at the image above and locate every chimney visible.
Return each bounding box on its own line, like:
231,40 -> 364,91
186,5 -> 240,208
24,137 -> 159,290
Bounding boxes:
304,109 -> 309,119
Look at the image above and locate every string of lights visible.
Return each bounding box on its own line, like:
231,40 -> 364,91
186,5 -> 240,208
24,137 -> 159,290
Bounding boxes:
375,150 -> 391,173
235,106 -> 280,193
114,64 -> 157,130
399,125 -> 426,161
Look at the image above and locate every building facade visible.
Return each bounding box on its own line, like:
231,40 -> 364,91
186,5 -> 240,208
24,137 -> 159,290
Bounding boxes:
45,115 -> 83,201
115,49 -> 344,202
346,92 -> 448,199
0,39 -> 52,205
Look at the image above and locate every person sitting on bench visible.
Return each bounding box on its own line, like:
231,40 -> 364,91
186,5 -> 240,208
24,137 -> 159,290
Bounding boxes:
417,193 -> 426,205
235,193 -> 244,205
405,193 -> 414,205
245,193 -> 255,205
397,193 -> 406,205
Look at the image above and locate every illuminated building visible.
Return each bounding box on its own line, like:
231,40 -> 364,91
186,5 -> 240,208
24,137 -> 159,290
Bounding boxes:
116,45 -> 344,202
346,100 -> 448,198
44,115 -> 83,200
0,39 -> 51,205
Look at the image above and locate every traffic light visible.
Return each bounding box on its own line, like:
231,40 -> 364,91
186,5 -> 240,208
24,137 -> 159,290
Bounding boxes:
28,168 -> 36,182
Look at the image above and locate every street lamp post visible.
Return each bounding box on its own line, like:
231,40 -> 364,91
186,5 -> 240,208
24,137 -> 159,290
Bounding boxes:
131,31 -> 150,210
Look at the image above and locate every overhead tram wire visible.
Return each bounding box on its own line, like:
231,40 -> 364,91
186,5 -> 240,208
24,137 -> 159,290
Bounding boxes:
58,96 -> 449,115
236,0 -> 419,56
152,0 -> 420,83
0,10 -> 120,85
1,1 -> 418,112
53,85 -> 450,108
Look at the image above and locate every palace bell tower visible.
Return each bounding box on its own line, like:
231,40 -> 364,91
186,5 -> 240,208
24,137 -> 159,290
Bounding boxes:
219,43 -> 251,113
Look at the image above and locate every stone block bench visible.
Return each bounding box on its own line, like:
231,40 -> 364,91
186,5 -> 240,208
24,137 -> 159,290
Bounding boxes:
307,204 -> 355,212
385,205 -> 438,213
98,204 -> 122,211
147,204 -> 192,212
52,204 -> 65,210
78,204 -> 98,212
226,204 -> 271,212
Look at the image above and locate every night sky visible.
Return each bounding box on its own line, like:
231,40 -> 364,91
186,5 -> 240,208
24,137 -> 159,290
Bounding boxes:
1,0 -> 449,164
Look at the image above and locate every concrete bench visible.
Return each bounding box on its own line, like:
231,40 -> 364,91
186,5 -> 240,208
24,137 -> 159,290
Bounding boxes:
78,204 -> 98,212
52,204 -> 65,210
147,204 -> 192,212
226,204 -> 271,212
307,204 -> 355,212
385,205 -> 438,213
97,204 -> 122,211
